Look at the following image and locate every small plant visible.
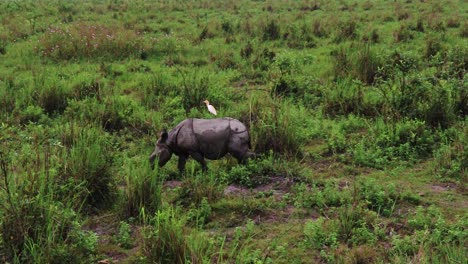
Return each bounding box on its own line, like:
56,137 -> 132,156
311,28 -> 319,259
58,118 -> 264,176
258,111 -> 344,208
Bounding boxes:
187,197 -> 212,228
116,221 -> 133,249
303,217 -> 339,250
326,125 -> 347,154
357,178 -> 398,216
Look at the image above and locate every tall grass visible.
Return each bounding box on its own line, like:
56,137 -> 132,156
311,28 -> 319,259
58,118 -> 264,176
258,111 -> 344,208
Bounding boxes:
142,208 -> 214,264
0,146 -> 97,263
250,96 -> 308,157
121,158 -> 163,219
65,127 -> 114,211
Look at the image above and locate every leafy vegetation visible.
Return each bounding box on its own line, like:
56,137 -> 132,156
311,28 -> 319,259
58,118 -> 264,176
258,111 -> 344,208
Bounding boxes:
0,0 -> 466,263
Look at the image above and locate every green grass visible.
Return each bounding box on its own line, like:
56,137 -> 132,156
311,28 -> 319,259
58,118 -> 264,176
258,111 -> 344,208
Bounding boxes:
0,0 -> 467,263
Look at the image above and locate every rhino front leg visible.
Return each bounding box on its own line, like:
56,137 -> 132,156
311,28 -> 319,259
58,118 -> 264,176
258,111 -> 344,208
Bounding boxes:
178,155 -> 188,174
149,151 -> 157,170
189,152 -> 208,172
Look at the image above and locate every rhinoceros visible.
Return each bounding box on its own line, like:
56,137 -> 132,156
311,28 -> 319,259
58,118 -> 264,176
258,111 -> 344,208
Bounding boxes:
149,118 -> 255,173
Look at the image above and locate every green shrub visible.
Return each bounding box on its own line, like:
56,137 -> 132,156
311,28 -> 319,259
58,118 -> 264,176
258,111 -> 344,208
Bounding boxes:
34,80 -> 72,115
326,125 -> 347,154
187,197 -> 212,228
353,119 -> 437,168
293,182 -> 352,209
116,221 -> 133,249
18,105 -> 47,124
336,205 -> 379,244
436,45 -> 467,80
283,23 -> 315,49
357,178 -> 398,216
222,154 -> 278,188
64,96 -> 154,133
240,41 -> 254,59
303,217 -> 339,249
177,70 -> 210,114
460,22 -> 468,38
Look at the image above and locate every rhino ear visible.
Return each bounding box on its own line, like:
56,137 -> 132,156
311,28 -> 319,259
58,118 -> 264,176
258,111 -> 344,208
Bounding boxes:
159,129 -> 168,143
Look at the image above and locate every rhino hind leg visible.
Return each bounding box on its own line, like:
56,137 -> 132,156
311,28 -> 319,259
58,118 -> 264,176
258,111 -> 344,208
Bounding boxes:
189,152 -> 208,172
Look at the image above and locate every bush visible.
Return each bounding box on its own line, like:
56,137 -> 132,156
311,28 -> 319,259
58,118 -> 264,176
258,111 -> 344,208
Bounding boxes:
357,178 -> 398,216
64,96 -> 154,133
37,22 -> 145,60
283,24 -> 316,49
18,105 -> 47,124
34,80 -> 72,115
352,119 -> 437,168
222,154 -> 280,188
378,74 -> 459,127
460,22 -> 468,38
293,182 -> 352,209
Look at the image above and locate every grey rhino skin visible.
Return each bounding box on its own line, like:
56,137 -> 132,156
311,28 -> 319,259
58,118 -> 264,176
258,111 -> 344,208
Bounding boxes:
149,118 -> 255,172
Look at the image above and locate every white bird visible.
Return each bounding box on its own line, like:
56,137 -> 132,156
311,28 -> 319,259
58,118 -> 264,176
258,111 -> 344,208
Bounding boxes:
203,100 -> 217,115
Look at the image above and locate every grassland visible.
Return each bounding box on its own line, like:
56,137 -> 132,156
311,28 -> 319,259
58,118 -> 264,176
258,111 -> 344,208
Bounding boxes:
0,0 -> 467,263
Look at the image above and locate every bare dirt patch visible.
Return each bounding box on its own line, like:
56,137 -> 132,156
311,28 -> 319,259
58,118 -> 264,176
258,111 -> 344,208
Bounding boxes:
430,182 -> 457,192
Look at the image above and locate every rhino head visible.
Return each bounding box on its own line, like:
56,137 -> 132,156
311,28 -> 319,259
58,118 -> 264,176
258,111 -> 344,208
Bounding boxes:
149,129 -> 173,169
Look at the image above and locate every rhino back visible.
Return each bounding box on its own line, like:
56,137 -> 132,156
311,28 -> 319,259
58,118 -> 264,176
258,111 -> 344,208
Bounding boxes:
192,118 -> 231,159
